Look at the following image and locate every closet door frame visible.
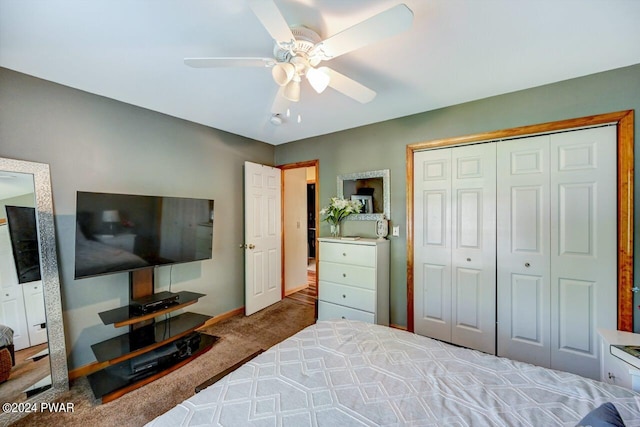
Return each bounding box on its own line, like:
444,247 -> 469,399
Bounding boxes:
406,110 -> 634,332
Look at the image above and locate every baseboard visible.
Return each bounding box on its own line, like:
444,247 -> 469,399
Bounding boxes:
284,284 -> 308,296
69,305 -> 246,381
389,323 -> 407,331
197,307 -> 244,329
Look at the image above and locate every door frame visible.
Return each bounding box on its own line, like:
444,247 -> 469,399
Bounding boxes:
406,110 -> 634,332
278,159 -> 320,299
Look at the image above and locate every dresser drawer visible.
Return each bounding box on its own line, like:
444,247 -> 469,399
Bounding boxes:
319,242 -> 376,267
319,281 -> 375,312
319,261 -> 375,289
318,301 -> 375,323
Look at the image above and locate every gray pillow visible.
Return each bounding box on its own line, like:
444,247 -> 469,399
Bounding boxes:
577,403 -> 625,427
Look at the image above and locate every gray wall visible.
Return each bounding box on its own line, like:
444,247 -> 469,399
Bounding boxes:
0,68 -> 275,369
2,62 -> 639,370
275,63 -> 640,330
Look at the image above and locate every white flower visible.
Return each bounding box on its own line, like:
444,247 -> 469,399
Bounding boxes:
320,197 -> 362,225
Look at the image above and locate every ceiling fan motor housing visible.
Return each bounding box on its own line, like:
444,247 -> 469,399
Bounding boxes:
273,26 -> 322,66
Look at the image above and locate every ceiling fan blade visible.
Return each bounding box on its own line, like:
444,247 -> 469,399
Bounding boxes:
247,0 -> 295,46
271,86 -> 291,114
311,4 -> 413,61
184,57 -> 275,68
323,67 -> 376,104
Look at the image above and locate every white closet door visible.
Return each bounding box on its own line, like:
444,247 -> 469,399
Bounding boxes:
414,144 -> 496,353
549,126 -> 616,378
0,225 -> 30,350
497,135 -> 551,367
414,148 -> 453,342
451,143 -> 496,354
497,126 -> 617,379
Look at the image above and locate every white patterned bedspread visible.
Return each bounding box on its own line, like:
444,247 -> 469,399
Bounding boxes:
147,320 -> 640,426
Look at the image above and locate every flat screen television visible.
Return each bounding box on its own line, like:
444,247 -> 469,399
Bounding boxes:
5,205 -> 41,284
74,191 -> 214,279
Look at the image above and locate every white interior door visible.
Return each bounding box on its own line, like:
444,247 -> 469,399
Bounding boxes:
450,143 -> 496,354
497,126 -> 617,379
413,143 -> 496,353
497,135 -> 551,367
244,161 -> 282,316
549,126 -> 617,378
414,148 -> 453,342
23,280 -> 48,346
0,224 -> 30,350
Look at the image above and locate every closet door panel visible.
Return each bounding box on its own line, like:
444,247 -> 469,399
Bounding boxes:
550,126 -> 616,379
451,143 -> 496,354
497,136 -> 551,367
455,267 -> 481,329
510,274 -> 544,345
414,149 -> 452,342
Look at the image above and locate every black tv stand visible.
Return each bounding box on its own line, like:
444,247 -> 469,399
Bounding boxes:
88,267 -> 216,403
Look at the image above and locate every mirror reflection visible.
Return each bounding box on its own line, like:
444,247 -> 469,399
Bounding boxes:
0,171 -> 51,403
337,169 -> 390,220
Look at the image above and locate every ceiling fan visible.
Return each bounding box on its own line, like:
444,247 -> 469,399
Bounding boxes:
184,0 -> 413,116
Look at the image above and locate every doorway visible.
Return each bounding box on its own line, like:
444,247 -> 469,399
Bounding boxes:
280,160 -> 319,306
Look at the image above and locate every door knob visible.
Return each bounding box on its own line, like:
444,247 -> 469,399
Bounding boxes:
240,244 -> 256,249
248,244 -> 255,249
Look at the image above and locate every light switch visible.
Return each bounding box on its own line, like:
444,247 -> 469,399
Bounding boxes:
392,225 -> 400,237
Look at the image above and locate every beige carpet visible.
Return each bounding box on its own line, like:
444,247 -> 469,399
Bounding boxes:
12,298 -> 315,427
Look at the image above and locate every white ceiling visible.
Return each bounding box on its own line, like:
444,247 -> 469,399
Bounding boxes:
1,0 -> 639,146
0,172 -> 35,200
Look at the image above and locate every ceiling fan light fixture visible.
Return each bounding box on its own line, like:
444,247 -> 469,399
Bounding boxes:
306,66 -> 330,94
269,114 -> 283,126
283,76 -> 301,102
271,62 -> 296,86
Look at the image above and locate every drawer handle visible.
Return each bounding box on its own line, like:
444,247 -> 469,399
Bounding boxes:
342,294 -> 346,298
342,253 -> 346,256
525,262 -> 531,268
341,316 -> 346,319
342,273 -> 346,278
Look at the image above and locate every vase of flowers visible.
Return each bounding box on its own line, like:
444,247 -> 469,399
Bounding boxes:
320,197 -> 362,238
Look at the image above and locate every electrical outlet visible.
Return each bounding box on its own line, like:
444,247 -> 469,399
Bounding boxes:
392,225 -> 400,237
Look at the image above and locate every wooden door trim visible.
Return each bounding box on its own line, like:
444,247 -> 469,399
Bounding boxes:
406,110 -> 634,332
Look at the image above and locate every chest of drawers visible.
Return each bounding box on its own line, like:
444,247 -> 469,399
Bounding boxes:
317,237 -> 390,325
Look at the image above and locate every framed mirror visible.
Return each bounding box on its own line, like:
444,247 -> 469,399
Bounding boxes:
0,157 -> 68,424
337,169 -> 390,221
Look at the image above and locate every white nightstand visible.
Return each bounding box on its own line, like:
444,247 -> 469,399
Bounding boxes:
598,328 -> 640,391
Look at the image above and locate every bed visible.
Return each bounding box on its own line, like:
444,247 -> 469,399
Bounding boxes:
147,320 -> 640,426
74,224 -> 148,278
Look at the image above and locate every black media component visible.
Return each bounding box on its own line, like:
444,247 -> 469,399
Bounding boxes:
129,291 -> 180,315
126,332 -> 203,379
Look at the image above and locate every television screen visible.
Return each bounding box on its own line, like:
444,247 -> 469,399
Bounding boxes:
74,191 -> 214,279
5,205 -> 41,284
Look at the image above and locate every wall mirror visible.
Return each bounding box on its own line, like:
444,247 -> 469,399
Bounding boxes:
0,157 -> 68,424
337,169 -> 390,221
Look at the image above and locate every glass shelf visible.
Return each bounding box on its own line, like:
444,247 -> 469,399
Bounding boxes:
97,291 -> 205,327
91,312 -> 210,363
88,333 -> 218,400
